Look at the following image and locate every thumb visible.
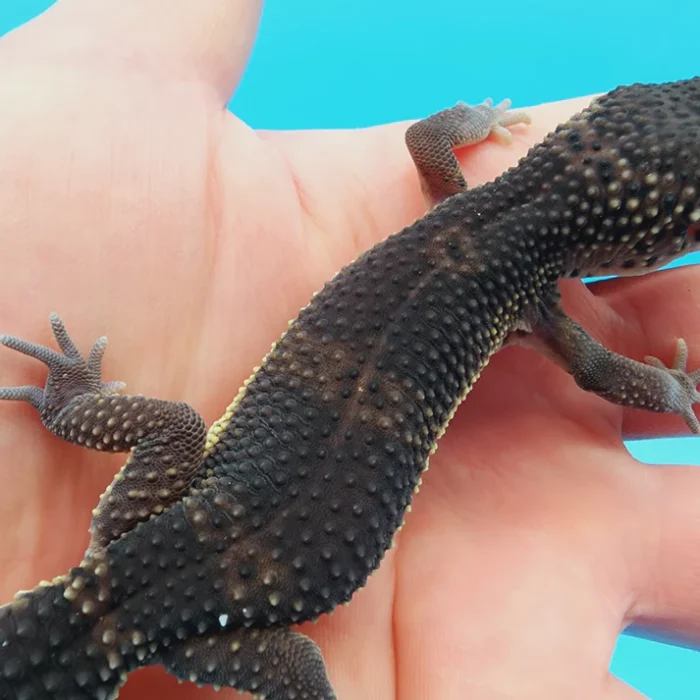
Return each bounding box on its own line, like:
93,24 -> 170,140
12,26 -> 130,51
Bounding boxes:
10,0 -> 263,104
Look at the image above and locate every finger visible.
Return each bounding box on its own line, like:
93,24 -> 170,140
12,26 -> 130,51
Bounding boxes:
627,464 -> 700,647
558,265 -> 700,440
603,676 -> 649,700
50,0 -> 263,102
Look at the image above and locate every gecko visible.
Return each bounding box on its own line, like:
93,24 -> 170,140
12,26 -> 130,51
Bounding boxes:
1,78 -> 700,700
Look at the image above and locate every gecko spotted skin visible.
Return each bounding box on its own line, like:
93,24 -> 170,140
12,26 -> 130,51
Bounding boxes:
2,79 -> 700,699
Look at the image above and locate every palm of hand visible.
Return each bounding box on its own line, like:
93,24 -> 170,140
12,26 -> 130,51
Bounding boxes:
0,7 -> 699,700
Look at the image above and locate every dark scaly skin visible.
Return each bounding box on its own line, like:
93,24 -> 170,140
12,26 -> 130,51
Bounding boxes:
2,78 -> 700,699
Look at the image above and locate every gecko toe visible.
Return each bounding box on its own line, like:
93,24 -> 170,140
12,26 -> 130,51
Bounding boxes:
682,407 -> 700,434
0,385 -> 44,409
0,333 -> 67,367
672,338 -> 690,372
49,313 -> 82,359
87,336 -> 109,375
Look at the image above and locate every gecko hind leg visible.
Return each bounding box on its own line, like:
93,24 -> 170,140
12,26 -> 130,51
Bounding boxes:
513,304 -> 700,433
405,97 -> 531,209
152,626 -> 336,700
0,314 -> 207,550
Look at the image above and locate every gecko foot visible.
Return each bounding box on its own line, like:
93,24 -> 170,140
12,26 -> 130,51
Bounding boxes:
473,97 -> 532,145
0,313 -> 125,421
644,338 -> 700,433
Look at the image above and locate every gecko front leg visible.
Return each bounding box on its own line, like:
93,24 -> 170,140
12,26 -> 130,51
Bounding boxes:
405,97 -> 531,209
0,314 -> 207,550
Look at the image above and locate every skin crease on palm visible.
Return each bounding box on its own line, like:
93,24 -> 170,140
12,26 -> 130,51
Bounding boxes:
1,1 -> 700,699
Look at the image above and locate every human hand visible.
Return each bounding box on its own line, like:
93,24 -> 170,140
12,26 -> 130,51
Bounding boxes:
0,2 -> 698,698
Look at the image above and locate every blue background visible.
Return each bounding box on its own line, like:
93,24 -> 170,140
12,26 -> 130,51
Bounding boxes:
2,1 -> 699,697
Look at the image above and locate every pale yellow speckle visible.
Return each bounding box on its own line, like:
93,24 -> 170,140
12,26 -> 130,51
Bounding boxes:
107,651 -> 122,670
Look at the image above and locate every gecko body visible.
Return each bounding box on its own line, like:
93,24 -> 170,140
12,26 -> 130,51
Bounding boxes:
1,78 -> 700,699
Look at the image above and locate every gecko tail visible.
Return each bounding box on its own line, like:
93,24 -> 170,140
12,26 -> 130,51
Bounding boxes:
0,573 -> 125,700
